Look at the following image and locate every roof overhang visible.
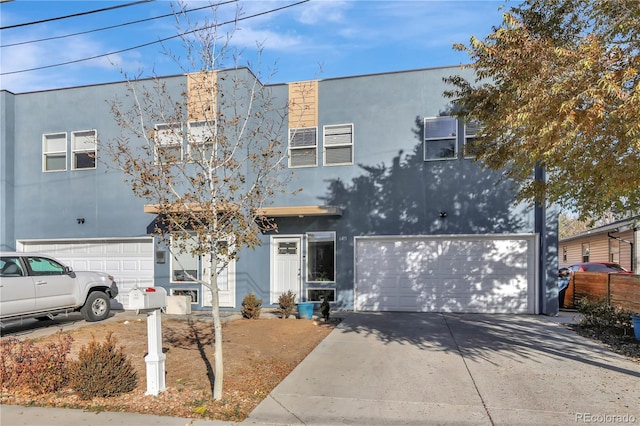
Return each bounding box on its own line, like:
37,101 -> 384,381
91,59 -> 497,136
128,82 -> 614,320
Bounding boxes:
559,215 -> 639,243
257,205 -> 342,217
143,203 -> 237,214
143,204 -> 342,217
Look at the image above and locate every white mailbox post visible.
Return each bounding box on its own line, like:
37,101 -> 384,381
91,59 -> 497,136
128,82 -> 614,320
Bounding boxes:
128,286 -> 168,396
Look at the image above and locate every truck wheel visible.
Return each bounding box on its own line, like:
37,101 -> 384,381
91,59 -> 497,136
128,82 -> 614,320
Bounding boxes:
81,292 -> 110,322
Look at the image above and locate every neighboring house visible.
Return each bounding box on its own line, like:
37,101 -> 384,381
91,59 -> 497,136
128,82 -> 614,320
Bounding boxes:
559,216 -> 639,273
0,66 -> 559,315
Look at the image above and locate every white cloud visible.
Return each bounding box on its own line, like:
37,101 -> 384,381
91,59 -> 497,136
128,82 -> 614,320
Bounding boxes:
0,31 -> 136,92
0,0 -> 511,91
231,25 -> 304,51
295,0 -> 350,25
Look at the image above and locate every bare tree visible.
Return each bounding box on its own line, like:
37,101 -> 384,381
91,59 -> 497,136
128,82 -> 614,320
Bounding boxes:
103,3 -> 302,400
559,209 -> 624,240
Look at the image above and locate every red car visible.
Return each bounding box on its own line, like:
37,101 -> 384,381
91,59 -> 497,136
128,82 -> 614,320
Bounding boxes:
568,262 -> 633,274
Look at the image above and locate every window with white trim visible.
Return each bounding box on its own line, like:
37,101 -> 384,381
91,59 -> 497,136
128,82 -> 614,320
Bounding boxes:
307,288 -> 335,302
424,117 -> 457,161
171,236 -> 199,282
170,235 -> 231,292
306,231 -> 335,283
582,243 -> 590,263
464,120 -> 482,158
324,124 -> 353,166
289,127 -> 317,168
43,132 -> 67,172
171,288 -> 199,304
154,123 -> 183,163
187,121 -> 214,162
71,129 -> 97,170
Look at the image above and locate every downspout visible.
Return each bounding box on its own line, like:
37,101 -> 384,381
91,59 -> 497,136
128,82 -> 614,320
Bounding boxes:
534,164 -> 547,315
607,231 -> 634,272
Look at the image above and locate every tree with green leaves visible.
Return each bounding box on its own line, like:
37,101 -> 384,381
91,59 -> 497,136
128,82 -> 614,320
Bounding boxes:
103,3 -> 304,400
445,0 -> 639,221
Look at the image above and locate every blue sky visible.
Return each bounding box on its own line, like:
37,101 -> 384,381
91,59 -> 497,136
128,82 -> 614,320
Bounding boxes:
0,0 -> 514,93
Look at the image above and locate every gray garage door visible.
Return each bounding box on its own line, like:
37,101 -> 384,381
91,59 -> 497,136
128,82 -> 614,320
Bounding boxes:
355,234 -> 537,313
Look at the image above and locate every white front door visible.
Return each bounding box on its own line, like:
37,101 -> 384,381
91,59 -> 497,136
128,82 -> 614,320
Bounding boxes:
202,253 -> 236,308
270,236 -> 302,304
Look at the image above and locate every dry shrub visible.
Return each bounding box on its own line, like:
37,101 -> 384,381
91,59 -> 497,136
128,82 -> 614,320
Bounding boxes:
276,291 -> 297,319
241,292 -> 262,319
0,334 -> 73,394
68,332 -> 137,400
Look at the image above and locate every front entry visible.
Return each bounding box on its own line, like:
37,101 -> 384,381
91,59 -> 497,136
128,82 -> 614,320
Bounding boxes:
270,236 -> 302,304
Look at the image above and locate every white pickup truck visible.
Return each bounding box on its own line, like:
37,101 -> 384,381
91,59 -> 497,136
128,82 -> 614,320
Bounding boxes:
0,252 -> 119,325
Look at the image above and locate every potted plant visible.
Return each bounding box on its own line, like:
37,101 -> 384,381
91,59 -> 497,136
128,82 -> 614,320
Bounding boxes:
297,300 -> 315,320
632,313 -> 640,341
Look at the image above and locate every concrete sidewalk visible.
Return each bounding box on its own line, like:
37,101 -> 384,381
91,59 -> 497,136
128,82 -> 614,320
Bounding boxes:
2,312 -> 639,426
0,404 -> 238,426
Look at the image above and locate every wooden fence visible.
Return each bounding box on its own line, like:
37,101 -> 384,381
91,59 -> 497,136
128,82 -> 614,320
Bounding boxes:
564,273 -> 640,313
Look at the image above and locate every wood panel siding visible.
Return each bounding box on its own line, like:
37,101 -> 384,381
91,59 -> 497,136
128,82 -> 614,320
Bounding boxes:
564,277 -> 575,308
564,272 -> 640,313
609,274 -> 640,313
288,80 -> 318,128
187,71 -> 217,122
571,272 -> 610,305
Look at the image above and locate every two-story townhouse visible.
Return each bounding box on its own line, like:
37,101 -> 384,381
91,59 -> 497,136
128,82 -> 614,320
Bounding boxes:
0,65 -> 559,315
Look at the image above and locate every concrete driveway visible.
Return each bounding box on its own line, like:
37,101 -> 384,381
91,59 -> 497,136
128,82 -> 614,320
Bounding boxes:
0,312 -> 120,340
244,312 -> 640,426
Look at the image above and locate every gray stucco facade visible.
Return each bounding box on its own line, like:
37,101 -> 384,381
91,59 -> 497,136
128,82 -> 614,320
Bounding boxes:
0,66 -> 559,314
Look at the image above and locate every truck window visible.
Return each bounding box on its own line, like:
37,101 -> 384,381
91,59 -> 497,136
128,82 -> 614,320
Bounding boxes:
0,257 -> 25,277
27,257 -> 66,276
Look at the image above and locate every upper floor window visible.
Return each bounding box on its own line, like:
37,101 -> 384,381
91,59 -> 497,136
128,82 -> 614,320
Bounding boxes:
43,132 -> 67,172
324,124 -> 353,166
71,130 -> 97,170
187,121 -> 215,162
464,120 -> 482,158
154,123 -> 183,164
289,127 -> 317,168
424,117 -> 457,161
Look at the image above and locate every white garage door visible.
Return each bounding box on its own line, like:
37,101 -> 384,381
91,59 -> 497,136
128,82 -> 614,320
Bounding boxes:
355,234 -> 537,313
18,238 -> 154,309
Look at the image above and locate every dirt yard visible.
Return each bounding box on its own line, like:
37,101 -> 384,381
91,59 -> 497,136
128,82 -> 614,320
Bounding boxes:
0,313 -> 337,422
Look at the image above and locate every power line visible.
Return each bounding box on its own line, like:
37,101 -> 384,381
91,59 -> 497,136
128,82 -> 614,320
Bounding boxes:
1,0 -> 237,48
0,0 -> 153,30
0,0 -> 310,76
